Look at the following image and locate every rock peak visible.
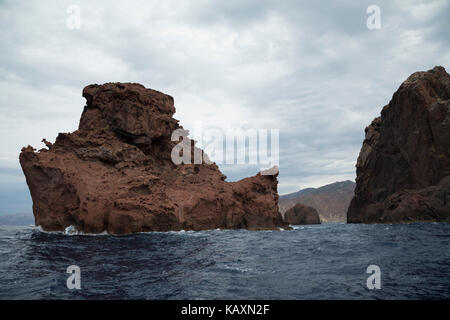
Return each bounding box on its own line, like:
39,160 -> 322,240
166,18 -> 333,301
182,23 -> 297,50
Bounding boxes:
348,66 -> 450,223
80,82 -> 178,139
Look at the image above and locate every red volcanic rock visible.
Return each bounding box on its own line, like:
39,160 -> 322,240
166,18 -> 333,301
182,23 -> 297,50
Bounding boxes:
283,204 -> 321,225
20,83 -> 287,234
347,66 -> 450,223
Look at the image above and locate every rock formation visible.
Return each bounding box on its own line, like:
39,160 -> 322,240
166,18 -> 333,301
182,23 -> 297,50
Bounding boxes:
20,83 -> 288,234
283,204 -> 321,225
347,66 -> 450,223
279,181 -> 355,222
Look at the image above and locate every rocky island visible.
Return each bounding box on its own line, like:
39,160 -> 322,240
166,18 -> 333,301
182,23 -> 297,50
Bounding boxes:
347,66 -> 450,223
20,83 -> 287,234
283,204 -> 321,225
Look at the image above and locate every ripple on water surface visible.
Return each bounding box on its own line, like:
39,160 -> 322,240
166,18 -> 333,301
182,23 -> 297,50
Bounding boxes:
0,223 -> 449,299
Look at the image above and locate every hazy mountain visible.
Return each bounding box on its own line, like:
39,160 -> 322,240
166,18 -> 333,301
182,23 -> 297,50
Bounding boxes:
279,181 -> 355,222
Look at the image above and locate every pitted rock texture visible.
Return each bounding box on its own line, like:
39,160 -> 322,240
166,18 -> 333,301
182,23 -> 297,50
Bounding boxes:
20,83 -> 287,234
347,66 -> 450,223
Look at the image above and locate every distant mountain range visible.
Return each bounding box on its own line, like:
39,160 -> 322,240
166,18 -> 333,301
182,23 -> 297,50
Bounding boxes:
0,213 -> 34,226
279,181 -> 355,222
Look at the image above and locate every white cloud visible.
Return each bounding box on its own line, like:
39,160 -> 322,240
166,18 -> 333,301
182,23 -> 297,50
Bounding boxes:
408,0 -> 447,21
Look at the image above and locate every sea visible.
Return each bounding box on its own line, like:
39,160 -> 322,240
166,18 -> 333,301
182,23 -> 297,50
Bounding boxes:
0,222 -> 449,299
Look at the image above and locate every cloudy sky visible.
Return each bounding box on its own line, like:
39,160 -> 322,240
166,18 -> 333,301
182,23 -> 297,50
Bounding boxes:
0,0 -> 449,214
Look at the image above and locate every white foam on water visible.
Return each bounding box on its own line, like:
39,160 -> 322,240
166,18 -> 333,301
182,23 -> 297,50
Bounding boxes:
33,225 -> 110,236
32,225 -> 291,236
223,265 -> 252,273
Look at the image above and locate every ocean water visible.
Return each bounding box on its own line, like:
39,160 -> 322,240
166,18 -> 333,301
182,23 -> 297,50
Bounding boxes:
0,223 -> 449,300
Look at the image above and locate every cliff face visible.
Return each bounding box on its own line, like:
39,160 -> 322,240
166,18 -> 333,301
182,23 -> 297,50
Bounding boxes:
347,66 -> 450,223
279,181 -> 355,222
283,204 -> 321,225
20,83 -> 287,234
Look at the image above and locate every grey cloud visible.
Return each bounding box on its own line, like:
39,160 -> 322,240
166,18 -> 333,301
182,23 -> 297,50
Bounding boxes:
0,0 -> 449,215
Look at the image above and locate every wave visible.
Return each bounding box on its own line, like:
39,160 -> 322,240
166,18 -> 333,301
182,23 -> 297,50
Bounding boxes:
33,225 -> 110,236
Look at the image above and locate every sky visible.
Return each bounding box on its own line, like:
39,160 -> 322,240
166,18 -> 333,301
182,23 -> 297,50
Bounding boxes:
0,0 -> 449,214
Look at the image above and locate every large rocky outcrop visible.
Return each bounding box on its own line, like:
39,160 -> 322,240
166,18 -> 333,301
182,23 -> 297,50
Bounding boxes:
283,204 -> 321,225
279,181 -> 355,222
20,83 -> 287,234
347,66 -> 450,223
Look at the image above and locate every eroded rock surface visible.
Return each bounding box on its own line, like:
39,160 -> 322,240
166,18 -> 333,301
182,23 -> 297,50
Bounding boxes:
347,66 -> 450,223
20,83 -> 287,234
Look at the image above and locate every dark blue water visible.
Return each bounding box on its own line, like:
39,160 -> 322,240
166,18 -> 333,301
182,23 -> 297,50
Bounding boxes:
0,223 -> 449,299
